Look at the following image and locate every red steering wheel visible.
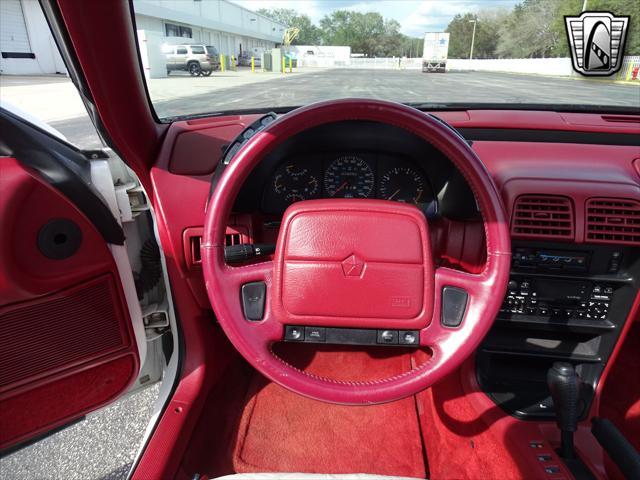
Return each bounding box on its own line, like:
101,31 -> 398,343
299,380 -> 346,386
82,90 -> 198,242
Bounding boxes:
202,99 -> 510,405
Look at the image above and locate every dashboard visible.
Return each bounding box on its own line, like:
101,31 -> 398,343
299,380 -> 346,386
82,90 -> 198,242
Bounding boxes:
261,153 -> 436,214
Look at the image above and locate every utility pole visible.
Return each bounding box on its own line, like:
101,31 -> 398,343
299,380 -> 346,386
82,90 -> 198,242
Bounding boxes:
469,19 -> 477,60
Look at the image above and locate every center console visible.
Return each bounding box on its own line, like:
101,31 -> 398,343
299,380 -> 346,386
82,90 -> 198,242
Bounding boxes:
477,241 -> 639,420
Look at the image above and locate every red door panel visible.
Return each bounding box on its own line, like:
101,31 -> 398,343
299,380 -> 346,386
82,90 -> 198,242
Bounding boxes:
0,158 -> 139,450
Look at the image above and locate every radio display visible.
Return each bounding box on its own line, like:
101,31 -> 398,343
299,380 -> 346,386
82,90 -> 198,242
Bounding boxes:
535,279 -> 588,304
536,250 -> 588,267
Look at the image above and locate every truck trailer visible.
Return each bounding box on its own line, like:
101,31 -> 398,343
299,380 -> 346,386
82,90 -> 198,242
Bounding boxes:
422,32 -> 449,73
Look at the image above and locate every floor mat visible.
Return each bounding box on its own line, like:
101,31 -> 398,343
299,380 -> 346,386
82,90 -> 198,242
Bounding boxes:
231,346 -> 427,478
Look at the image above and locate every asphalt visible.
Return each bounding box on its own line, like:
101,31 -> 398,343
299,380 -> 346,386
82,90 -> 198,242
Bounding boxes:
0,384 -> 159,480
152,68 -> 639,118
35,69 -> 638,146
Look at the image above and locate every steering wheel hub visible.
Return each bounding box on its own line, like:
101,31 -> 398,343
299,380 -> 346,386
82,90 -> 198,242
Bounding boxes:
273,199 -> 434,329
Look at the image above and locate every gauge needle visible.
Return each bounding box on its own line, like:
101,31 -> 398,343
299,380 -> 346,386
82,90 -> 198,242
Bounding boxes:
414,189 -> 423,204
387,189 -> 401,200
334,181 -> 349,195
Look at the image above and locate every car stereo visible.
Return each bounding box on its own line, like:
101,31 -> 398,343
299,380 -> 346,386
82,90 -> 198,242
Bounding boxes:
499,277 -> 614,320
511,247 -> 591,272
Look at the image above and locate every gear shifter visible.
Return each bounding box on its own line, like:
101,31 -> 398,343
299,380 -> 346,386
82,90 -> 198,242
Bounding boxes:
547,362 -> 580,459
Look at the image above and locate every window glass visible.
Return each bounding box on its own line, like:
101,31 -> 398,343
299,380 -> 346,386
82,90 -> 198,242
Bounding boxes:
164,23 -> 179,37
176,47 -> 187,54
190,46 -> 205,54
134,0 -> 640,119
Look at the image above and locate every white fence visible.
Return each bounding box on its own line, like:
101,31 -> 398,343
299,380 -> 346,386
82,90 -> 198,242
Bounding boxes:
300,55 -> 640,80
447,57 -> 574,76
345,57 -> 423,70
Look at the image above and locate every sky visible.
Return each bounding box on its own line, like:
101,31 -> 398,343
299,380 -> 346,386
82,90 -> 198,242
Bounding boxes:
233,0 -> 521,37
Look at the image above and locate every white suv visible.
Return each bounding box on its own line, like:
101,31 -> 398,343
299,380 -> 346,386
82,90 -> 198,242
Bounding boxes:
165,44 -> 220,76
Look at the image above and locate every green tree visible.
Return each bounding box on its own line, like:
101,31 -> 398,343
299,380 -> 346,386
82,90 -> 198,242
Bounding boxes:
446,11 -> 506,58
319,10 -> 421,57
256,8 -> 321,45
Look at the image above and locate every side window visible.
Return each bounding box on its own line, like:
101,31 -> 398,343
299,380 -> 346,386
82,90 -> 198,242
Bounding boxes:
177,47 -> 188,55
190,46 -> 205,54
165,23 -> 191,38
165,23 -> 180,37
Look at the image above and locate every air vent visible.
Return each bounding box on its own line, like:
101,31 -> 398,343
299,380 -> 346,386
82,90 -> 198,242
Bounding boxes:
586,198 -> 640,245
183,225 -> 252,270
225,232 -> 242,246
511,195 -> 574,240
601,115 -> 640,124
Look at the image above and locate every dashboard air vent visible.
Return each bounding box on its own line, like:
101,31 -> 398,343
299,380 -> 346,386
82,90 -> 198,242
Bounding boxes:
586,198 -> 640,245
511,195 -> 574,240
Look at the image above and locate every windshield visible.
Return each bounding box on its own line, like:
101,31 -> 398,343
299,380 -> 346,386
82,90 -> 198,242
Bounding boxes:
133,0 -> 640,119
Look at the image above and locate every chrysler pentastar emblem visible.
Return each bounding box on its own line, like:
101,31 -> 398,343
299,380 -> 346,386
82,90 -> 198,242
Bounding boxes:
565,11 -> 630,76
341,254 -> 365,277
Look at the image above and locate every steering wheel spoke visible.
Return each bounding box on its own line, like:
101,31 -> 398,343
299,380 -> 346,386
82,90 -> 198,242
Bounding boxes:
420,266 -> 491,346
205,251 -> 282,347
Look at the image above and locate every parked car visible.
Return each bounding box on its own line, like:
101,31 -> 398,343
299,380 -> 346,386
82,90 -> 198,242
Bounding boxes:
238,50 -> 261,67
165,44 -> 220,76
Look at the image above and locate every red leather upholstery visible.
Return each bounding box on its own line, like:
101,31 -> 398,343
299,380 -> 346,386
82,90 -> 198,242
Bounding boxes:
273,200 -> 433,328
202,99 -> 511,404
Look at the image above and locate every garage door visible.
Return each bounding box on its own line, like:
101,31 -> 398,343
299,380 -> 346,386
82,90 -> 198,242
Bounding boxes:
0,0 -> 32,54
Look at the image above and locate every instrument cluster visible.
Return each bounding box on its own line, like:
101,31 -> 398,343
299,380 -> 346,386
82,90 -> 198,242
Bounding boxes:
262,153 -> 436,214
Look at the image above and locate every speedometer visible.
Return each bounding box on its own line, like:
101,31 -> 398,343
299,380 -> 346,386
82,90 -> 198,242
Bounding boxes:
324,156 -> 374,198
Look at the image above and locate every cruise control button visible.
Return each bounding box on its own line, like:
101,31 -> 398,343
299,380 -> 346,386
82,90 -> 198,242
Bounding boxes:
305,326 -> 326,342
441,286 -> 468,328
399,330 -> 419,345
377,330 -> 398,344
241,282 -> 266,321
285,325 -> 305,341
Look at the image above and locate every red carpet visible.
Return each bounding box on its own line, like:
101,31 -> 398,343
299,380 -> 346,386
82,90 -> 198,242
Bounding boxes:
230,345 -> 427,478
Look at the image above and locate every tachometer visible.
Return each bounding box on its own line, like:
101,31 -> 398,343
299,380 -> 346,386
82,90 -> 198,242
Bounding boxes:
272,162 -> 319,204
324,156 -> 374,198
379,166 -> 428,204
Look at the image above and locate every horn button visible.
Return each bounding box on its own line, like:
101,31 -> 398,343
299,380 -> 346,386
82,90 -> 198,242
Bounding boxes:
272,199 -> 435,330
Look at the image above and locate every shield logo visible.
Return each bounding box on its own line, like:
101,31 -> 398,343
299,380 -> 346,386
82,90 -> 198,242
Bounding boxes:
565,11 -> 630,76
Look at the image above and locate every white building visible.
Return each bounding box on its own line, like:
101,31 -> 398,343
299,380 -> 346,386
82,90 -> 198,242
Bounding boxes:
0,0 -> 67,75
0,0 -> 286,76
134,0 -> 286,58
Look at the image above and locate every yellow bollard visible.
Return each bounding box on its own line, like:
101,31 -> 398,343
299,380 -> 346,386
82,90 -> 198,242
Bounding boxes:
288,57 -> 292,73
231,55 -> 235,71
219,54 -> 225,72
251,56 -> 255,73
282,56 -> 285,73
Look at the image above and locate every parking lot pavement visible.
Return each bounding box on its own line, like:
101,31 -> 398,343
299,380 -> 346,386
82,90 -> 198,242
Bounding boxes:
0,383 -> 160,480
4,69 -> 637,141
0,74 -> 89,122
150,68 -> 639,118
146,66 -> 314,103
